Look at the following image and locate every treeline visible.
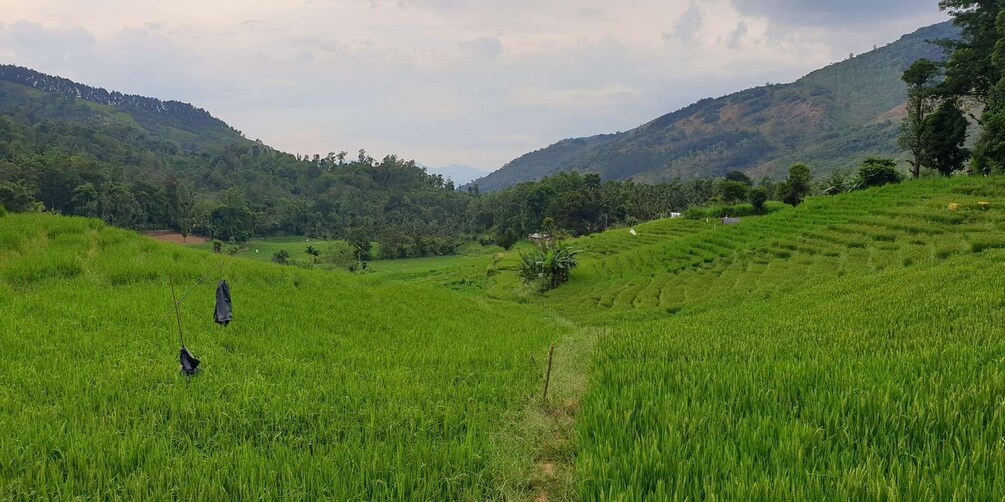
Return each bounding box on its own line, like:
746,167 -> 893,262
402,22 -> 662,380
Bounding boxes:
0,114 -> 900,260
467,172 -> 716,247
900,1 -> 1005,176
0,113 -> 469,257
0,65 -> 226,129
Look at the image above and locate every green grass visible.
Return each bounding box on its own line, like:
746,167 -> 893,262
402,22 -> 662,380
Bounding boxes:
6,177 -> 1005,498
577,254 -> 1005,499
0,215 -> 570,499
191,236 -> 333,266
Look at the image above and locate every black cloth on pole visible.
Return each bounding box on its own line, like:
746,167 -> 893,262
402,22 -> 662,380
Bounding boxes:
180,346 -> 200,375
214,280 -> 232,326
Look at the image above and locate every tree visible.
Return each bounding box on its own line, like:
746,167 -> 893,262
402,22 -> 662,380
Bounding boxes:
899,59 -> 941,178
749,187 -> 768,213
725,170 -> 753,185
347,229 -> 372,262
938,1 -> 1000,104
757,177 -> 777,201
99,182 -> 143,227
822,168 -> 852,194
780,164 -> 812,206
931,2 -> 1001,170
494,228 -> 520,251
211,189 -> 254,242
71,183 -> 100,218
921,101 -> 971,176
717,180 -> 750,205
0,181 -> 36,212
518,243 -> 580,291
305,245 -> 320,263
856,157 -> 904,188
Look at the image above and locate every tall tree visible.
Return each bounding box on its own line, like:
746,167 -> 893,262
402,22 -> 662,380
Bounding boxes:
781,164 -> 813,206
899,59 -> 941,178
921,100 -> 971,175
939,0 -> 1001,104
936,1 -> 1004,171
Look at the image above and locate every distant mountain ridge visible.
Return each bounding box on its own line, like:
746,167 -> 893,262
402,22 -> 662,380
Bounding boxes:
472,22 -> 959,191
0,64 -> 249,153
0,65 -> 233,132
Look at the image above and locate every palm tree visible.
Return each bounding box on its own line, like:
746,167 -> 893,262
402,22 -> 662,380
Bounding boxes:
305,245 -> 320,263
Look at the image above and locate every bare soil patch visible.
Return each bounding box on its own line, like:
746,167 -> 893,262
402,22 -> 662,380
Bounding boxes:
143,231 -> 207,245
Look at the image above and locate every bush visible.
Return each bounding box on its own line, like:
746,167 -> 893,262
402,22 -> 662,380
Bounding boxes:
272,249 -> 291,264
494,229 -> 520,251
518,243 -> 580,291
0,205 -> 6,217
684,202 -> 784,220
856,157 -> 904,188
322,241 -> 357,269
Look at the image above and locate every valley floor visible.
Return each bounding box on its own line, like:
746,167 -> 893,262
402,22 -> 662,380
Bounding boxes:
4,177 -> 1005,498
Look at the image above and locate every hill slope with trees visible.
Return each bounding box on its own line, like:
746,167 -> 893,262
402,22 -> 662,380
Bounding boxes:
0,65 -> 469,256
472,22 -> 959,192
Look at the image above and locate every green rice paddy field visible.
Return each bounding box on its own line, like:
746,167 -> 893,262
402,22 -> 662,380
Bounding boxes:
3,177 -> 1005,498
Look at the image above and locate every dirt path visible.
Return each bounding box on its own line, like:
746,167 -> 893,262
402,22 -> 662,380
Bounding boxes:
143,231 -> 208,245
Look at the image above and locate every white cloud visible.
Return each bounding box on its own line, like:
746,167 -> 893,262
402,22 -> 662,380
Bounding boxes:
0,0 -> 949,169
668,1 -> 705,45
725,21 -> 749,49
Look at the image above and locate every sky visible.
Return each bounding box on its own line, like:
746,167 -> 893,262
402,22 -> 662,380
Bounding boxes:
0,0 -> 948,172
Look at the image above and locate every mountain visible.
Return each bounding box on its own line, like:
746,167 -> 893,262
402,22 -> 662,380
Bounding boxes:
423,164 -> 489,186
473,22 -> 959,192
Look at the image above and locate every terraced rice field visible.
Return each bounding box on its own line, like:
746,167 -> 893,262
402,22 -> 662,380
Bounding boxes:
4,177 -> 1005,498
0,216 -> 569,499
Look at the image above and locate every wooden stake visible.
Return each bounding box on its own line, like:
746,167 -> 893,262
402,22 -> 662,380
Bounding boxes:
169,276 -> 185,347
543,344 -> 555,401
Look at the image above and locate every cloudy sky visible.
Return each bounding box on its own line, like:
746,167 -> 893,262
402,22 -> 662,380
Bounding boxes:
0,0 -> 947,171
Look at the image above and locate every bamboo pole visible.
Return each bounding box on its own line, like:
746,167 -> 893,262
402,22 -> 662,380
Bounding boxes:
543,344 -> 555,400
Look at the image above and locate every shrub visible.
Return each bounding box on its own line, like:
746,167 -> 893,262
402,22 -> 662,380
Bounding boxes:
518,243 -> 580,291
0,205 -> 6,217
322,241 -> 357,269
494,229 -> 520,251
272,249 -> 291,264
684,202 -> 783,220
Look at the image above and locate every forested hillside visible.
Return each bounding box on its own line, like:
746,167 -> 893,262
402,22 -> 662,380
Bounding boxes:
473,22 -> 958,191
0,66 -> 469,255
0,65 -> 785,258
